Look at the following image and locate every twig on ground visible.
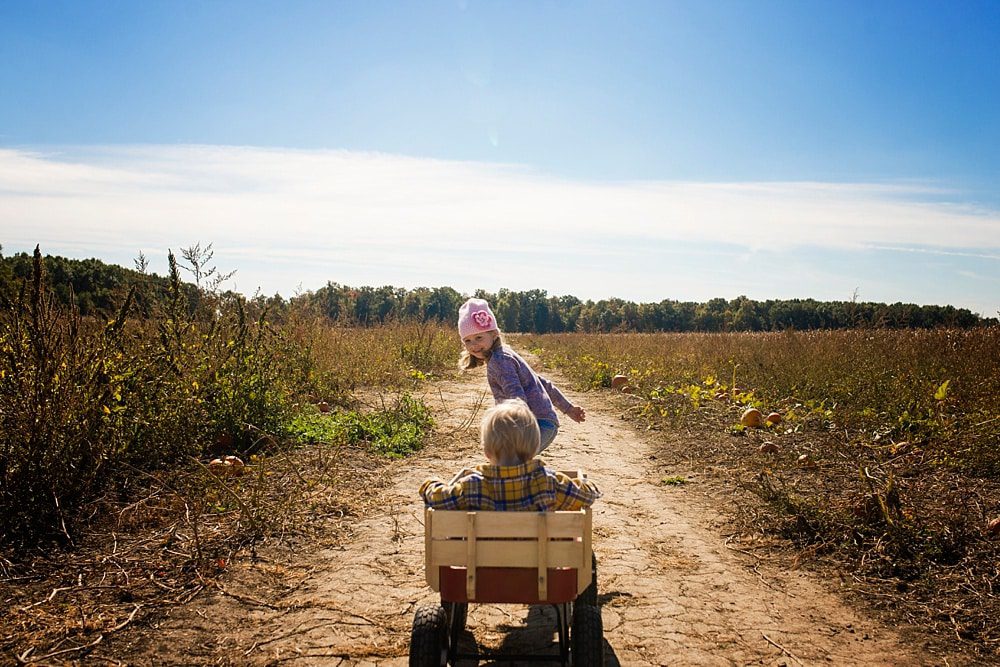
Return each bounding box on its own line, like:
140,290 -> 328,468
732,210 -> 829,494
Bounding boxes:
752,564 -> 790,596
17,634 -> 103,665
762,632 -> 804,666
217,586 -> 283,610
112,604 -> 142,632
242,621 -> 333,653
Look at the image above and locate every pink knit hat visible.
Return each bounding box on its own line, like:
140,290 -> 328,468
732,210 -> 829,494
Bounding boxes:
458,298 -> 498,339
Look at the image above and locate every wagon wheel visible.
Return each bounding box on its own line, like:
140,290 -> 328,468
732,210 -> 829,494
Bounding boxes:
570,602 -> 603,666
410,603 -> 448,667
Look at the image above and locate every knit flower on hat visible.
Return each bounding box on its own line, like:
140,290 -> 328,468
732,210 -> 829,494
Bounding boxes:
472,310 -> 494,329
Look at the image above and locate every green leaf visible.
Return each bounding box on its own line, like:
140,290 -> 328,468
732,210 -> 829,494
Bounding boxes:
934,380 -> 950,401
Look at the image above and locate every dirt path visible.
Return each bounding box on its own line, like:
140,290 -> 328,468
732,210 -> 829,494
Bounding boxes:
126,364 -> 944,666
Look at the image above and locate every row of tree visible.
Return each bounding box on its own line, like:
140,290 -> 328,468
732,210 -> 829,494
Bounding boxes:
295,283 -> 992,332
2,248 -> 994,332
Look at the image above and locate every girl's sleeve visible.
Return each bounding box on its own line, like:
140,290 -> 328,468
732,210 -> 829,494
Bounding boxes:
538,374 -> 575,414
491,354 -> 529,401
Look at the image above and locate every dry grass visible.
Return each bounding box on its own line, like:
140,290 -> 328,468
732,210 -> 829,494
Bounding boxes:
520,328 -> 1000,659
284,315 -> 457,405
1,257 -> 457,663
0,436 -> 391,665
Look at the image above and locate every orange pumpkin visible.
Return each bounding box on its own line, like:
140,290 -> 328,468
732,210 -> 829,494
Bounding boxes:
740,408 -> 763,428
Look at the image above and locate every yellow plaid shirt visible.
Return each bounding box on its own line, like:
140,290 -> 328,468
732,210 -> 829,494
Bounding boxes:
419,459 -> 601,511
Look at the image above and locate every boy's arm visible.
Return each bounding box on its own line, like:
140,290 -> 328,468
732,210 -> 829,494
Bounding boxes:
551,471 -> 602,511
419,477 -> 467,510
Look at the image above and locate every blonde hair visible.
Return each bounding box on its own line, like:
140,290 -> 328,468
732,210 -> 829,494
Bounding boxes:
458,330 -> 503,370
481,399 -> 540,464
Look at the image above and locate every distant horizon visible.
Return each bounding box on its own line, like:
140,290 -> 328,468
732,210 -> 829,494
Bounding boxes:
4,240 -> 995,320
2,2 -> 998,318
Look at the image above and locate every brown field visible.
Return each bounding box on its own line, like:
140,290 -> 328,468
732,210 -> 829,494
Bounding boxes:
4,262 -> 999,664
518,328 -> 1000,654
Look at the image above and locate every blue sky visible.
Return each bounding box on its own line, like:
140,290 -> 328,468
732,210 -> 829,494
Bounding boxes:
2,0 -> 999,316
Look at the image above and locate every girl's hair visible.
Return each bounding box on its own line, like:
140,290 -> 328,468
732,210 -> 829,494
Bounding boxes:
481,399 -> 540,464
458,330 -> 503,370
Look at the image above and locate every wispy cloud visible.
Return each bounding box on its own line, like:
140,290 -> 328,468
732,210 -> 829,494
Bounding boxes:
2,145 -> 999,311
870,245 -> 1000,261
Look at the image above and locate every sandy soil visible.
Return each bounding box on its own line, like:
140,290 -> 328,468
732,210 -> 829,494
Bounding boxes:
121,363 -> 954,666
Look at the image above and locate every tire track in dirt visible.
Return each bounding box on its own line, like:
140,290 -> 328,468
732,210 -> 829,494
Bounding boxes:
125,362 -> 946,665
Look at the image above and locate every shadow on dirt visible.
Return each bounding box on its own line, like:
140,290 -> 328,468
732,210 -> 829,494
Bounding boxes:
452,603 -> 620,666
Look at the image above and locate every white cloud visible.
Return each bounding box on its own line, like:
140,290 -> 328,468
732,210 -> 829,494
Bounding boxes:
2,145 -> 999,313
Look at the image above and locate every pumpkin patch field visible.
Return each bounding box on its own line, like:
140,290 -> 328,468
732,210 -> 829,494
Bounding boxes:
3,249 -> 999,663
518,328 -> 1000,653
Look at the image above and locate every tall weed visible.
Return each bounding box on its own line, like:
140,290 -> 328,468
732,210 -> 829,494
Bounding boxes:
1,248 -> 457,552
0,249 -> 134,546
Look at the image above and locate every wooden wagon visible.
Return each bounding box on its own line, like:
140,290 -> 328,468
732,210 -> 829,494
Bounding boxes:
410,502 -> 603,665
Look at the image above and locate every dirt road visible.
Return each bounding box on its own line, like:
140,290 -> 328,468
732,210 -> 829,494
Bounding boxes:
127,364 -> 940,665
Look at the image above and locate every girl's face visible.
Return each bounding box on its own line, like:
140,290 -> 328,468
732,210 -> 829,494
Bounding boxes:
462,330 -> 497,360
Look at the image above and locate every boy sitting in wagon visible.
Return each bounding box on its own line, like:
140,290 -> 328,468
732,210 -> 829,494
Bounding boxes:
420,398 -> 601,511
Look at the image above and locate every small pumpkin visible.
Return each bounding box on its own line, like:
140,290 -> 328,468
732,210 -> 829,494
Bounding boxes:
758,442 -> 780,454
740,408 -> 763,428
765,412 -> 782,425
610,374 -> 630,390
224,455 -> 246,476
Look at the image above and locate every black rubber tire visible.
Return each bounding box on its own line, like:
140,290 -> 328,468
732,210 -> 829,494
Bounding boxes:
577,552 -> 599,607
571,602 -> 604,666
409,603 -> 447,667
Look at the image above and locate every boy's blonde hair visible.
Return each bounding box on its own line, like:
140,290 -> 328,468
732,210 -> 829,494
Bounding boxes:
481,399 -> 540,464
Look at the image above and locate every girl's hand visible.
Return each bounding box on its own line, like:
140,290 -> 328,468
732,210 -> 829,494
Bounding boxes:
567,406 -> 586,423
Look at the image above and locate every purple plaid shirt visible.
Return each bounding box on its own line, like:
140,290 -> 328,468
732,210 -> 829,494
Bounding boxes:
487,346 -> 574,425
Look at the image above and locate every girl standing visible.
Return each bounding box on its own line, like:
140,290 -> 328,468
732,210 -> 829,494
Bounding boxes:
458,298 -> 585,453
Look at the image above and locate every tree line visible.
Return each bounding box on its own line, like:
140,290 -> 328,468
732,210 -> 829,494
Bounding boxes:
298,284 -> 992,331
2,248 -> 994,332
